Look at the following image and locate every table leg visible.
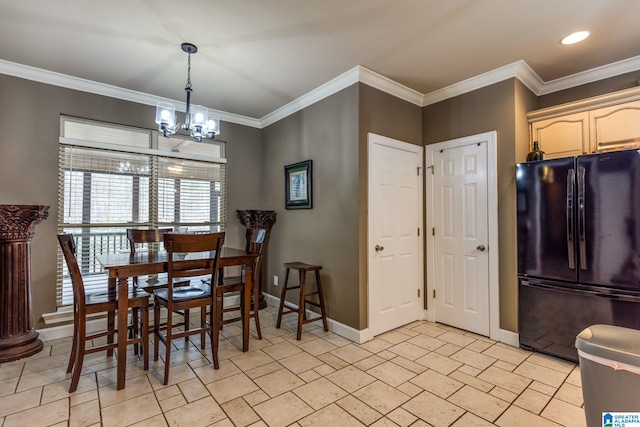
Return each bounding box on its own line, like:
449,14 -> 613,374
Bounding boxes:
107,276 -> 116,357
242,265 -> 252,352
117,276 -> 128,390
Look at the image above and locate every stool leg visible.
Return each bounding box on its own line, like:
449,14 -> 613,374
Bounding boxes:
297,270 -> 306,340
315,271 -> 329,332
276,268 -> 290,329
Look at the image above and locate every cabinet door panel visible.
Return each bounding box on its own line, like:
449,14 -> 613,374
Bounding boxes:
530,112 -> 589,159
590,100 -> 640,152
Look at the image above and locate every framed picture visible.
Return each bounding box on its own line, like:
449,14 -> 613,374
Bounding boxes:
284,160 -> 312,209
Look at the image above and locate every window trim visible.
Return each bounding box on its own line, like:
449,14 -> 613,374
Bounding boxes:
59,137 -> 227,164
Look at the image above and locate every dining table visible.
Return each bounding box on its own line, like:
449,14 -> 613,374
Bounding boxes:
96,246 -> 258,390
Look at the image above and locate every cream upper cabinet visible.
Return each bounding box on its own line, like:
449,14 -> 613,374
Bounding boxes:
590,100 -> 640,153
527,87 -> 640,161
530,112 -> 589,159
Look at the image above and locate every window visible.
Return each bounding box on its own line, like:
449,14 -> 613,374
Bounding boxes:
57,117 -> 226,307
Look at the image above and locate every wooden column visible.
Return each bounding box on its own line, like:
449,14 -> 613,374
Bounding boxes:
0,205 -> 49,362
236,210 -> 277,310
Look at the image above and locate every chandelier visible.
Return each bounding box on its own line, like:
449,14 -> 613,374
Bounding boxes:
155,43 -> 220,142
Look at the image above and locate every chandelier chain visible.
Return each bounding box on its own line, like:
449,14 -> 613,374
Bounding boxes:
186,51 -> 192,90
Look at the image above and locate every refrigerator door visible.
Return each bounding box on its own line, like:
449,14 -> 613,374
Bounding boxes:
518,278 -> 640,362
578,150 -> 640,290
516,158 -> 577,281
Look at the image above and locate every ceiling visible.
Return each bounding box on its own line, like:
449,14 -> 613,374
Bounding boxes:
2,0 -> 640,120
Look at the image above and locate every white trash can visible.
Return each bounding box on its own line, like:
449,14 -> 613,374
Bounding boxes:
575,324 -> 640,427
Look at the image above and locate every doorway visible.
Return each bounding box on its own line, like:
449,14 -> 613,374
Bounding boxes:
367,133 -> 424,337
425,131 -> 499,340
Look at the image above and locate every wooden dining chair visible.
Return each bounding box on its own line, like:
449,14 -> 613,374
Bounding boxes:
126,228 -> 174,291
58,233 -> 149,393
218,228 -> 266,339
153,232 -> 225,385
127,227 -> 188,349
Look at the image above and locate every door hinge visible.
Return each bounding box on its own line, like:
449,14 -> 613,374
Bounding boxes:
417,166 -> 424,176
433,289 -> 436,298
418,289 -> 421,298
432,227 -> 435,236
427,165 -> 434,174
417,228 -> 420,237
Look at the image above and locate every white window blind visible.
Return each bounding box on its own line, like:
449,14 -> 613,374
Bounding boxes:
156,156 -> 225,231
57,117 -> 226,307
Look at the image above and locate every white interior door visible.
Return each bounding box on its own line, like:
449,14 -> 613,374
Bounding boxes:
368,133 -> 423,337
431,141 -> 490,336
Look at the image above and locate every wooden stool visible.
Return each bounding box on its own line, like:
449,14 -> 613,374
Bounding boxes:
276,262 -> 328,340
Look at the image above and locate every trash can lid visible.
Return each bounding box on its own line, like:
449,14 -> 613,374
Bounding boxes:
575,324 -> 640,368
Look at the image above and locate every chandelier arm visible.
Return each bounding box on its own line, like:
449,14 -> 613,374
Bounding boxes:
160,118 -> 186,135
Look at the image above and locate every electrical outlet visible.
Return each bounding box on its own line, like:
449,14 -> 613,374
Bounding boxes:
273,275 -> 278,286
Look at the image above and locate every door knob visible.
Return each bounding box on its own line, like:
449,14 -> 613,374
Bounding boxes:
477,244 -> 486,252
375,245 -> 384,252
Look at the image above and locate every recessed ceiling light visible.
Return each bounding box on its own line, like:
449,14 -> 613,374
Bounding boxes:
561,31 -> 590,45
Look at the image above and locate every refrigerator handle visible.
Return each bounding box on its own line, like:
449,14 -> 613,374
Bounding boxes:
567,169 -> 575,269
578,166 -> 587,270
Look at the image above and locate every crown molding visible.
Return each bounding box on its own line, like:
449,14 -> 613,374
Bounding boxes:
421,56 -> 640,106
512,60 -> 545,94
259,66 -> 360,127
358,65 -> 423,106
0,59 -> 261,129
422,61 -> 545,106
3,54 -> 640,129
259,65 -> 424,128
537,54 -> 640,95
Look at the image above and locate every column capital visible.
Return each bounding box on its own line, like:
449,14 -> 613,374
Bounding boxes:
0,205 -> 49,240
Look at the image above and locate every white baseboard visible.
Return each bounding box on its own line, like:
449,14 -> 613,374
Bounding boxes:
498,328 -> 520,348
38,317 -> 109,342
38,293 -> 521,349
262,293 -> 369,343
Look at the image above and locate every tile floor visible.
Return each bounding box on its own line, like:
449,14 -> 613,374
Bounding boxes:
0,306 -> 586,427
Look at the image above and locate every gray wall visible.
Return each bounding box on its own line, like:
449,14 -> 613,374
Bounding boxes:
0,74 -> 262,329
260,84 -> 360,328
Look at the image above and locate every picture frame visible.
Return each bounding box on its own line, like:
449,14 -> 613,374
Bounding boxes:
284,160 -> 312,209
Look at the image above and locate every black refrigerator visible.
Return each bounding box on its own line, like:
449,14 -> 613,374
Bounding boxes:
516,149 -> 640,362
